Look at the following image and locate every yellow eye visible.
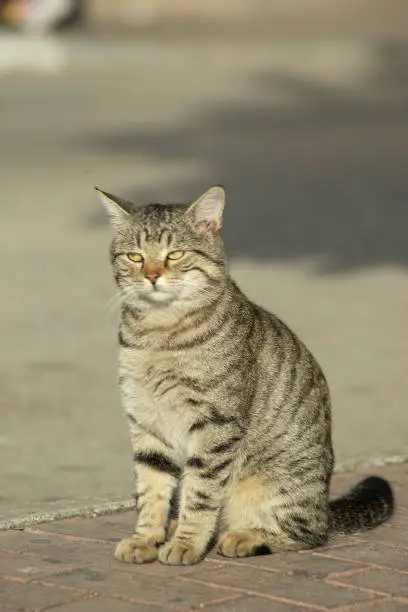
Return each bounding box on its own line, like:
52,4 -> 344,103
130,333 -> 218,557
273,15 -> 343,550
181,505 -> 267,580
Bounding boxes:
167,250 -> 185,261
127,253 -> 143,263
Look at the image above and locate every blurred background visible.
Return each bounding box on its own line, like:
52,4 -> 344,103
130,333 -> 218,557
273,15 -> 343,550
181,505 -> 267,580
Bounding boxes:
1,0 -> 408,524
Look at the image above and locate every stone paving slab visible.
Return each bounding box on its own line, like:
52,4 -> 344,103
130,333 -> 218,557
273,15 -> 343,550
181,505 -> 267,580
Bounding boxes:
0,464 -> 407,611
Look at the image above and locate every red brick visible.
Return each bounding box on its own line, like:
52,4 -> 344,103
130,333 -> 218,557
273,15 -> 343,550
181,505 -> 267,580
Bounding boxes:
46,595 -> 170,611
0,549 -> 74,580
182,564 -> 378,608
335,600 -> 408,612
304,527 -> 370,554
116,558 -> 224,579
41,512 -> 136,543
0,530 -> 52,554
0,531 -> 116,571
202,595 -> 309,611
363,526 -> 408,549
383,511 -> 408,530
208,548 -> 368,578
314,542 -> 408,571
0,577 -> 83,610
329,567 -> 408,598
44,568 -> 239,610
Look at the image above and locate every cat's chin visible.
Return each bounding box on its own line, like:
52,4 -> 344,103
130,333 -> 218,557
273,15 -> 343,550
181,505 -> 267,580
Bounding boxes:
140,290 -> 177,305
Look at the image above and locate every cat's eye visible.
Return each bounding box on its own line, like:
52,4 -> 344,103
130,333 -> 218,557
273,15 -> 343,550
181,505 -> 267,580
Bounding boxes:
127,253 -> 144,263
167,250 -> 185,261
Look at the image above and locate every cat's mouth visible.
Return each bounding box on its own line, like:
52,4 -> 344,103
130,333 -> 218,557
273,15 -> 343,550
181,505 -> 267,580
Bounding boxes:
121,281 -> 181,306
141,285 -> 177,304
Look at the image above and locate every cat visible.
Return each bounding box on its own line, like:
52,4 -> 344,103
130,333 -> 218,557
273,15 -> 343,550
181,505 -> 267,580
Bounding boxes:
96,185 -> 394,566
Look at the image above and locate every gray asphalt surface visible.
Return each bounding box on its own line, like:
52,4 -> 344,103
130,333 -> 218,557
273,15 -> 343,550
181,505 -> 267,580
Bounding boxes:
1,32 -> 408,522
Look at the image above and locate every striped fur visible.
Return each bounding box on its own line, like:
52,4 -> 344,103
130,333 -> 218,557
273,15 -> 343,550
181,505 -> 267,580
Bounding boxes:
97,186 -> 394,566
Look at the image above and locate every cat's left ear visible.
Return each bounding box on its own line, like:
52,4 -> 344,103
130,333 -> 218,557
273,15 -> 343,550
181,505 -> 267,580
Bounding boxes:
95,187 -> 133,229
187,186 -> 225,233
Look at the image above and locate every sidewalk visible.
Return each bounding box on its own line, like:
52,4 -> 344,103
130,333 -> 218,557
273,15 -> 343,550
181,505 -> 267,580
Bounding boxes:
0,464 -> 407,611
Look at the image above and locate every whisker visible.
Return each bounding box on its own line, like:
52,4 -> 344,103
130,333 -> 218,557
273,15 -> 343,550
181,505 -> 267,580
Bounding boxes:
106,292 -> 127,313
106,286 -> 139,313
106,292 -> 122,311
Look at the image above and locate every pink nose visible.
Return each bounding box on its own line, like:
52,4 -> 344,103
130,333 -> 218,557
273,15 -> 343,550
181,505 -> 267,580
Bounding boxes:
145,272 -> 161,283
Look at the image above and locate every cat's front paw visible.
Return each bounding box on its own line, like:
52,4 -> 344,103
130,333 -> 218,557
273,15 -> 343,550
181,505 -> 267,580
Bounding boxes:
158,538 -> 204,565
114,537 -> 158,564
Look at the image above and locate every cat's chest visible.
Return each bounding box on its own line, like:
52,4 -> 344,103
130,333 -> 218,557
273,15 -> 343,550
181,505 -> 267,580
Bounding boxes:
120,349 -> 197,458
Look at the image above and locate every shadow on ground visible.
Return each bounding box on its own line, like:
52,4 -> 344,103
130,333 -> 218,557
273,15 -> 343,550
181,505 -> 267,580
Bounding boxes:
82,41 -> 408,272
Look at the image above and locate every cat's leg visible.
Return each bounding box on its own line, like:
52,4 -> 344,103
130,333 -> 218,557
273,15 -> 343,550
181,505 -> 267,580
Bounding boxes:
158,411 -> 242,565
218,473 -> 330,557
115,420 -> 179,564
166,519 -> 178,540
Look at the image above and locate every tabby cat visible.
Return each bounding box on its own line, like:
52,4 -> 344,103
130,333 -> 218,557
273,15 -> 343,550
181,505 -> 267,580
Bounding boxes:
96,185 -> 393,566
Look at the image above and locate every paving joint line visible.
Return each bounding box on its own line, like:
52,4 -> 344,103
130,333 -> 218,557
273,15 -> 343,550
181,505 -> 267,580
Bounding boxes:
176,575 -> 328,611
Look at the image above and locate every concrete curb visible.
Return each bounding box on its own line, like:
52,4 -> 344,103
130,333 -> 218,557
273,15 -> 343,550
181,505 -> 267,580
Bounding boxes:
334,453 -> 408,474
0,497 -> 135,532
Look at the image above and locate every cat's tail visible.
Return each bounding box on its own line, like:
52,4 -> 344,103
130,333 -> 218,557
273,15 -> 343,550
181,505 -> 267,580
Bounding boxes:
328,476 -> 394,534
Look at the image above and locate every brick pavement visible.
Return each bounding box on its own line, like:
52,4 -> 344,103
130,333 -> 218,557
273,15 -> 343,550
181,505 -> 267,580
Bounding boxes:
0,464 -> 407,612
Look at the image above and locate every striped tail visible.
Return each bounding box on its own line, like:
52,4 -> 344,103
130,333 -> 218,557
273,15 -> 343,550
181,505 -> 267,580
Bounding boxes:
329,476 -> 394,534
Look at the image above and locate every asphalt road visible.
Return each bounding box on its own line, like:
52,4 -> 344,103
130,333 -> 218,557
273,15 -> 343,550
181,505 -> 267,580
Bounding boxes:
1,33 -> 407,522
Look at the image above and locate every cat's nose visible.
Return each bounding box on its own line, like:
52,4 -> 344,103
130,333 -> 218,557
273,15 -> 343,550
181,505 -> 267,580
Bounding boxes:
145,271 -> 161,284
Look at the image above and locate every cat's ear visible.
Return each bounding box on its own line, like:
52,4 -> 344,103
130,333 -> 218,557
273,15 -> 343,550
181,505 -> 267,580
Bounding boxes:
187,186 -> 225,233
95,187 -> 133,228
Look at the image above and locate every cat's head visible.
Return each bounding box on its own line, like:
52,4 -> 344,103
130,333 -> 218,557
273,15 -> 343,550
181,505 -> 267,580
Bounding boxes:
97,186 -> 228,310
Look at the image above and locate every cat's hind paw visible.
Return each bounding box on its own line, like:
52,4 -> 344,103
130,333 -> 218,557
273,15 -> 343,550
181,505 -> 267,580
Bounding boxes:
217,530 -> 270,558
